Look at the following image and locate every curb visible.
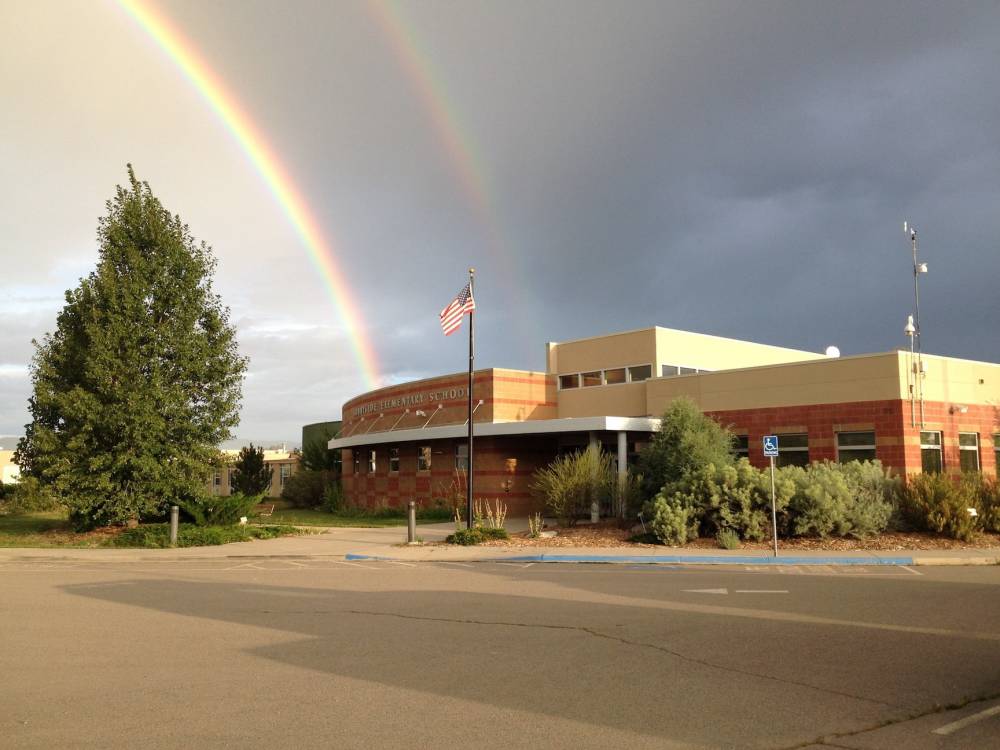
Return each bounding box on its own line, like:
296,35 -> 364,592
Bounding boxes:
345,552 -> 929,566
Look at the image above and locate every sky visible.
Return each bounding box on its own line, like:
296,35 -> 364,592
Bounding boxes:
2,0 -> 999,446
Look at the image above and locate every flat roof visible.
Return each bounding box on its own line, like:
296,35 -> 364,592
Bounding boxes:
329,416 -> 661,450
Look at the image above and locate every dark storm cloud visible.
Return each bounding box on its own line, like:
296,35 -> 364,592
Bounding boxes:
2,1 -> 998,438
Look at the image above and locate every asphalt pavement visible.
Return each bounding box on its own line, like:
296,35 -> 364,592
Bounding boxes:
3,556 -> 999,749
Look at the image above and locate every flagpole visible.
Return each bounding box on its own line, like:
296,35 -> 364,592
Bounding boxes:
467,267 -> 475,530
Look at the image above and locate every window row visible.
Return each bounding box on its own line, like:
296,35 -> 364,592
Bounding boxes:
661,364 -> 711,377
733,431 -> 872,467
921,431 -> 998,473
558,364 -> 652,390
351,445 -> 468,474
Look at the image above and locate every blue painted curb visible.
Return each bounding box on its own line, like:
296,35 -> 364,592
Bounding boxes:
344,552 -> 915,566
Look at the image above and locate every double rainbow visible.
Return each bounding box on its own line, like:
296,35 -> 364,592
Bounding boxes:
116,0 -> 382,389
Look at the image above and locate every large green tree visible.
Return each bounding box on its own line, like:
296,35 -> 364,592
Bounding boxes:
15,166 -> 247,529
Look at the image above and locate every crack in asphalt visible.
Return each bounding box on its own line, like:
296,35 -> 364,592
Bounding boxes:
342,608 -> 894,708
776,690 -> 1000,750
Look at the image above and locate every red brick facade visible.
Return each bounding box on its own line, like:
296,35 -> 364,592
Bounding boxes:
710,398 -> 998,475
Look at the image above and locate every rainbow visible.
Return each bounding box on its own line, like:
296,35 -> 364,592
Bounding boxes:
365,0 -> 534,352
116,0 -> 382,389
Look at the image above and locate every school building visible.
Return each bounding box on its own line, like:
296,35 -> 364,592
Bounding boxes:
329,326 -> 1000,515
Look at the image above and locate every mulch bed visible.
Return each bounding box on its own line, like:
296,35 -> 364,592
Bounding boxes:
473,521 -> 1000,550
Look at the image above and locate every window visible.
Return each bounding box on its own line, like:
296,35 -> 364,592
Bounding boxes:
455,443 -> 469,471
352,450 -> 360,475
389,447 -> 399,473
837,431 -> 876,463
368,449 -> 377,473
959,433 -> 980,473
280,463 -> 291,487
213,471 -> 222,495
920,431 -> 942,473
733,435 -> 749,459
776,433 -> 809,467
627,364 -> 652,382
581,371 -> 602,387
227,468 -> 235,488
662,364 -> 702,377
604,368 -> 626,385
559,373 -> 579,390
417,446 -> 432,471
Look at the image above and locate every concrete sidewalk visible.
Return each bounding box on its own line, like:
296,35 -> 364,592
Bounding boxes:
1,521 -> 998,565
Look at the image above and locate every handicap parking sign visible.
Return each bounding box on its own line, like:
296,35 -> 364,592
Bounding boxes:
763,435 -> 779,457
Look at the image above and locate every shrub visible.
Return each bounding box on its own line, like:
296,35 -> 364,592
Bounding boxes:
321,481 -> 344,513
977,476 -> 1000,533
896,473 -> 979,541
773,461 -> 894,539
280,469 -> 329,508
653,460 -> 773,542
178,493 -> 261,526
838,460 -> 896,537
0,477 -> 62,516
638,397 -> 735,500
716,528 -> 741,550
446,527 -> 509,545
105,523 -> 300,548
648,493 -> 698,546
530,445 -> 615,526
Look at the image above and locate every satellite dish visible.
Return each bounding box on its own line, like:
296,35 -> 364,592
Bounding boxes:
825,346 -> 841,358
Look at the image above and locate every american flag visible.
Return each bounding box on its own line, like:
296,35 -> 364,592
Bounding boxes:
439,283 -> 475,335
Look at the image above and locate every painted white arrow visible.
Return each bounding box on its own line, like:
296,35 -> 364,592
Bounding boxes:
682,588 -> 790,595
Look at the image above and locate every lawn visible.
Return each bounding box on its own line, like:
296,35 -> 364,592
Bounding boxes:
0,511 -> 301,548
258,504 -> 454,527
0,511 -> 105,548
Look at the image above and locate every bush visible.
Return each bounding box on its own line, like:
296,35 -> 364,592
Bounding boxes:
530,445 -> 615,526
178,493 -> 261,526
638,397 -> 735,501
896,473 -> 979,541
716,528 -> 741,550
648,493 -> 698,546
105,523 -> 300,548
321,481 -> 344,513
651,460 -> 774,542
977,476 -> 1000,533
838,460 -> 897,537
280,469 -> 330,508
0,477 -> 62,516
445,527 -> 509,545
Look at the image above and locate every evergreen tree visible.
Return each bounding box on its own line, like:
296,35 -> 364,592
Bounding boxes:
230,444 -> 272,496
15,166 -> 247,529
638,397 -> 735,500
300,427 -> 339,473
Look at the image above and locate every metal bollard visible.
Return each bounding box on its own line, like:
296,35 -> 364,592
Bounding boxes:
407,500 -> 416,544
169,505 -> 179,547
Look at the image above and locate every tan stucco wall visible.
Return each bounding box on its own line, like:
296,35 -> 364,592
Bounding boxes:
556,382 -> 648,418
653,327 -> 823,372
546,326 -> 822,379
547,328 -> 658,375
911,354 -> 1000,408
645,352 -> 906,414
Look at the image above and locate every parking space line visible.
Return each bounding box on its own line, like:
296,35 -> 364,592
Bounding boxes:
932,703 -> 1000,735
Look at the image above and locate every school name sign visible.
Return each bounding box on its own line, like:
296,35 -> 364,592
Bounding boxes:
352,387 -> 468,418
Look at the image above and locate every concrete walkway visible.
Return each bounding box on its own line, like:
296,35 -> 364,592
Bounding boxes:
1,521 -> 998,565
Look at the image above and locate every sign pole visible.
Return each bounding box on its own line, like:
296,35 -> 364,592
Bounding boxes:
769,455 -> 778,557
763,435 -> 779,558
466,267 -> 475,530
